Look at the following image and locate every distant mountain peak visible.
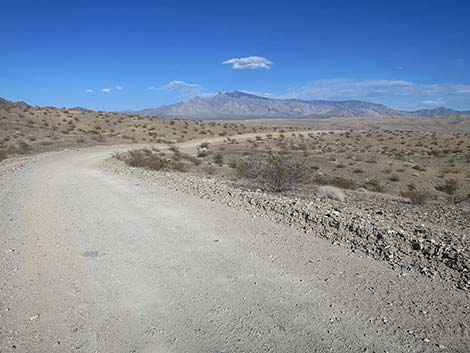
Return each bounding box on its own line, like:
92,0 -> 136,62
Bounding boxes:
0,97 -> 30,109
219,90 -> 261,99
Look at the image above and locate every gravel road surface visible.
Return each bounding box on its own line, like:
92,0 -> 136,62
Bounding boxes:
0,144 -> 468,353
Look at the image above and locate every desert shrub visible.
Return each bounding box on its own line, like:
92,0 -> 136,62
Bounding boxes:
202,164 -> 217,175
228,159 -> 238,169
412,165 -> 426,171
313,175 -> 357,190
17,141 -> 31,154
180,153 -> 201,165
255,153 -> 307,192
116,149 -> 189,172
389,174 -> 400,182
363,179 -> 385,192
446,194 -> 470,204
90,134 -> 105,142
317,186 -> 345,202
235,153 -> 307,192
117,149 -> 167,170
197,150 -> 209,158
0,148 -> 7,162
233,159 -> 256,178
400,189 -> 431,205
213,153 -> 224,166
435,179 -> 458,194
168,145 -> 179,153
170,160 -> 189,172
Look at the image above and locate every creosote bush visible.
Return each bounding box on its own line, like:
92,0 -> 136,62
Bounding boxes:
114,149 -> 189,172
400,189 -> 431,205
213,153 -> 224,166
313,175 -> 357,190
0,148 -> 7,162
17,141 -> 31,154
234,153 -> 307,192
257,153 -> 307,192
435,179 -> 458,195
363,179 -> 385,193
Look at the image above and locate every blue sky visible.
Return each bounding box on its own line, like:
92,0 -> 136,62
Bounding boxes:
1,0 -> 469,111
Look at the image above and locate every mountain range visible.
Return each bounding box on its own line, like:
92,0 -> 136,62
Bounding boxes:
127,91 -> 470,119
0,97 -> 29,109
2,93 -> 469,119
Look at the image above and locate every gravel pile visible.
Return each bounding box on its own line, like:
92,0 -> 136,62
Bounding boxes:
104,159 -> 469,291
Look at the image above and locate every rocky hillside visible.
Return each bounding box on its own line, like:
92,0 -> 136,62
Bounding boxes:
129,91 -> 470,119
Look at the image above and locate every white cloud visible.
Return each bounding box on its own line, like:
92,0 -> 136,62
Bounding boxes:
150,80 -> 203,98
101,88 -> 112,93
85,89 -> 94,93
115,85 -> 123,91
422,99 -> 446,106
161,80 -> 202,91
223,56 -> 272,70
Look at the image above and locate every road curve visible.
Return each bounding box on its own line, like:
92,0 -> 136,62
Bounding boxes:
0,144 -> 468,353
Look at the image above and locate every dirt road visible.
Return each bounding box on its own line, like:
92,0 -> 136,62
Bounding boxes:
0,142 -> 468,353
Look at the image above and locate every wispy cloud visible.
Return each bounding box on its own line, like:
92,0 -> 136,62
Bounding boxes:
115,85 -> 123,91
280,79 -> 470,109
422,99 -> 446,106
149,80 -> 203,98
161,80 -> 202,91
85,89 -> 94,93
101,88 -> 112,93
223,56 -> 272,70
